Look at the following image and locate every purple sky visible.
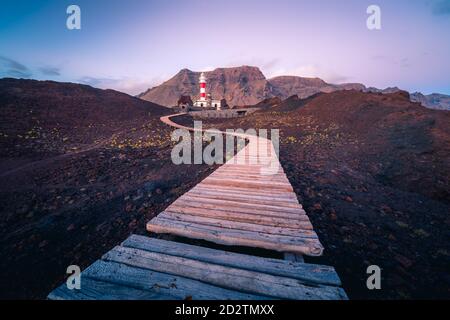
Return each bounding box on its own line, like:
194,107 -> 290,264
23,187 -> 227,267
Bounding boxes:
1,0 -> 449,95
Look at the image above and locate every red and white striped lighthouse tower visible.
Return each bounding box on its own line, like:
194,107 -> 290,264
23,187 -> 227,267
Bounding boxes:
199,72 -> 207,101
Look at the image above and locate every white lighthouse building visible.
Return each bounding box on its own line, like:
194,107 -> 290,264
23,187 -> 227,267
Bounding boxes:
193,72 -> 224,110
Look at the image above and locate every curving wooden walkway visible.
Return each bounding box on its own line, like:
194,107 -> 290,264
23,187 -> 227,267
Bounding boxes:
48,113 -> 347,300
149,114 -> 324,256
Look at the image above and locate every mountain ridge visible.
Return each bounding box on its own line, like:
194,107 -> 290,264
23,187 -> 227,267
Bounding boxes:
138,66 -> 450,111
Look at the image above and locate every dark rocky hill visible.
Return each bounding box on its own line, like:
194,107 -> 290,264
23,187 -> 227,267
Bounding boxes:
0,78 -> 215,299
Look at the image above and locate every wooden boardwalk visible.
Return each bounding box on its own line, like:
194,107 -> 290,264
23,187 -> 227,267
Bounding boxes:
49,235 -> 347,300
48,114 -> 347,300
148,115 -> 324,256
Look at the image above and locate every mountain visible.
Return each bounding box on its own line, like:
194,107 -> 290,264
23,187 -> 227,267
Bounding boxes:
410,92 -> 450,111
364,86 -> 402,94
138,66 -> 368,107
269,75 -> 366,98
139,66 -> 450,111
139,66 -> 274,107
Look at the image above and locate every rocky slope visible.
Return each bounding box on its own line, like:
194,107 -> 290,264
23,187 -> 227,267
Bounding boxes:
0,78 -> 217,299
0,78 -> 170,159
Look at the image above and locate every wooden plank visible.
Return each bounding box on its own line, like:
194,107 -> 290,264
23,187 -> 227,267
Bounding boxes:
171,199 -> 308,220
192,185 -> 298,200
171,198 -> 309,219
190,187 -> 298,202
203,177 -> 293,189
210,170 -> 287,180
147,217 -> 324,256
218,165 -> 283,172
191,188 -> 297,202
48,277 -> 176,300
185,190 -> 300,207
201,179 -> 293,192
211,171 -> 285,179
160,211 -> 316,237
181,192 -> 300,209
207,175 -> 287,184
165,206 -> 313,229
181,185 -> 298,201
179,194 -> 304,212
216,166 -> 276,173
84,260 -> 270,300
104,246 -> 346,300
123,235 -> 341,286
150,216 -> 317,241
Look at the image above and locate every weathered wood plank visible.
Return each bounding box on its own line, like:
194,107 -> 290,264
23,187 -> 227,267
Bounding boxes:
192,185 -> 298,200
160,211 -> 316,236
165,206 -> 313,228
177,195 -> 305,213
209,172 -> 287,182
203,177 -> 294,190
170,198 -> 309,220
122,235 -> 342,286
185,190 -> 299,208
48,277 -> 176,300
185,191 -> 301,208
147,217 -> 324,256
104,246 -> 346,300
150,216 -> 318,241
201,179 -> 293,192
193,182 -> 297,196
213,169 -> 286,176
84,260 -> 270,300
189,187 -> 298,203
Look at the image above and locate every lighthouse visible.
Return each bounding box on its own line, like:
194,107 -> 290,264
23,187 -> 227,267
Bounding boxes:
199,72 -> 207,102
193,71 -> 226,109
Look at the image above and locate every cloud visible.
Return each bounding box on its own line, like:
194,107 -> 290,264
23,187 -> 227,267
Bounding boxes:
39,66 -> 61,76
77,76 -> 157,95
0,56 -> 32,78
266,64 -> 349,84
432,0 -> 450,15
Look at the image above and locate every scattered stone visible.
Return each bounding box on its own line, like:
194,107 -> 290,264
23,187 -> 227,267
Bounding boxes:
413,229 -> 430,238
395,254 -> 413,268
396,221 -> 409,228
344,196 -> 353,203
38,240 -> 48,248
